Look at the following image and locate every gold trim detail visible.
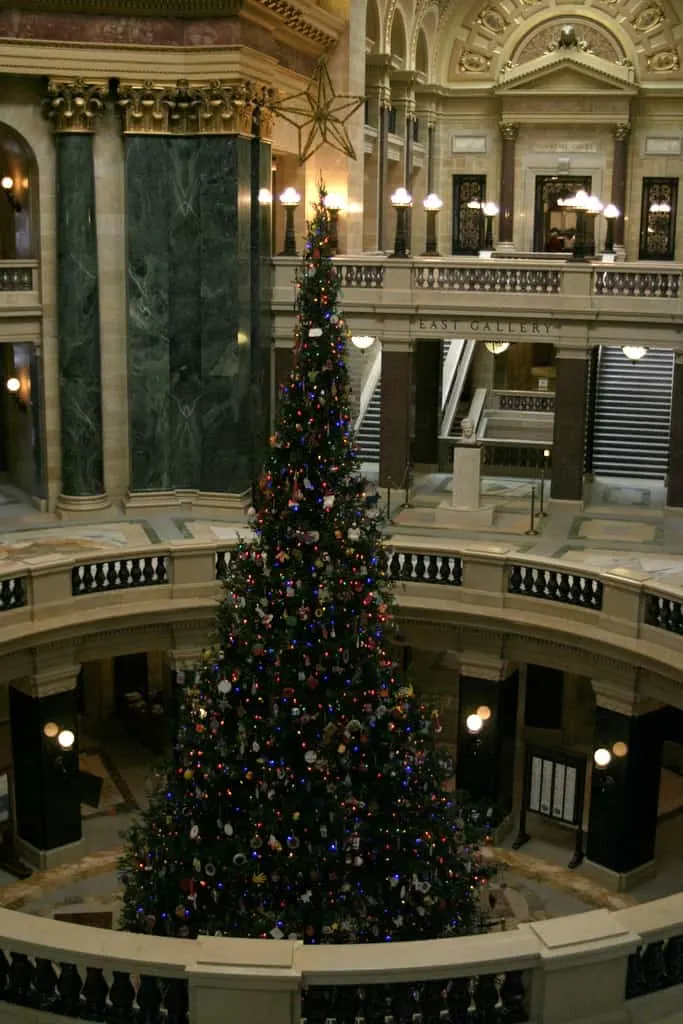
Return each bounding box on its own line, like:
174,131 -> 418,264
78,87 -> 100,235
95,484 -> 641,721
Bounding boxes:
251,0 -> 337,49
43,79 -> 106,133
115,79 -> 278,136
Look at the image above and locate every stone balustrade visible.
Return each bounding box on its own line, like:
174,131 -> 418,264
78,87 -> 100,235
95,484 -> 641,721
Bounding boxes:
0,259 -> 40,311
0,538 -> 682,686
0,897 -> 680,1022
272,256 -> 683,347
0,540 -> 683,1020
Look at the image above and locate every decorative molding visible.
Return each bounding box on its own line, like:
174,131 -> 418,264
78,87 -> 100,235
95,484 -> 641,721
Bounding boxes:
499,121 -> 519,142
451,134 -> 487,154
43,78 -> 106,133
4,0 -> 243,14
615,122 -> 631,141
115,78 -> 277,135
644,136 -> 681,156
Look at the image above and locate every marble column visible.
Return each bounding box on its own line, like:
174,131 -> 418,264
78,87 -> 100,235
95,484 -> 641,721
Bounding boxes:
379,343 -> 412,488
412,339 -> 441,464
250,134 -> 273,487
456,658 -> 518,815
667,352 -> 683,507
586,689 -> 664,889
10,666 -> 83,869
498,122 -> 519,249
119,82 -> 268,504
365,59 -> 392,252
611,123 -> 631,251
426,120 -> 435,194
44,80 -> 109,513
550,350 -> 588,506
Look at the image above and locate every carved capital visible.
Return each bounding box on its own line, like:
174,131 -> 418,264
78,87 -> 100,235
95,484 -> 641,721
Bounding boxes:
499,121 -> 519,142
614,121 -> 631,141
116,79 -> 278,136
43,79 -> 106,134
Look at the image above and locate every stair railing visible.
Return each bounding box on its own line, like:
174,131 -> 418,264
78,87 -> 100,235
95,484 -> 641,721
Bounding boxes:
439,338 -> 477,437
440,338 -> 465,411
354,343 -> 382,433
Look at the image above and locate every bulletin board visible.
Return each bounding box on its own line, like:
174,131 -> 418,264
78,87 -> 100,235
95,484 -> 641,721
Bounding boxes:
513,746 -> 587,869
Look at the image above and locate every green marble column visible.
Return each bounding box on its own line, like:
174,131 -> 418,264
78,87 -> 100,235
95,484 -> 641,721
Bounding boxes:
250,138 -> 273,491
48,82 -> 108,508
126,134 -> 258,496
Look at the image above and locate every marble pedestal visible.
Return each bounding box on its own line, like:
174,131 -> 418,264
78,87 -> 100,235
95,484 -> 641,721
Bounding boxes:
434,442 -> 494,528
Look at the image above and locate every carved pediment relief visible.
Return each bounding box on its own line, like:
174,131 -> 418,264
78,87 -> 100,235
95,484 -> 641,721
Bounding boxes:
497,47 -> 637,95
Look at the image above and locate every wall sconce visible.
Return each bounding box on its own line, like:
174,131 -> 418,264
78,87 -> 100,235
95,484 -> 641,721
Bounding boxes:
593,746 -> 611,768
484,341 -> 510,356
5,374 -> 30,410
279,187 -> 301,256
602,203 -> 620,253
43,722 -> 75,750
465,704 -> 492,735
323,193 -> 344,255
351,335 -> 375,353
1,175 -> 21,213
622,346 -> 648,363
422,193 -> 443,256
390,187 -> 412,258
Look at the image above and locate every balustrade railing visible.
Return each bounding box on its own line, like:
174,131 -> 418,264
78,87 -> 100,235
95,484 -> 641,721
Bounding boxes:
594,268 -> 681,298
508,564 -> 603,610
71,555 -> 168,595
387,549 -> 463,585
645,593 -> 683,634
0,576 -> 26,612
412,264 -> 562,294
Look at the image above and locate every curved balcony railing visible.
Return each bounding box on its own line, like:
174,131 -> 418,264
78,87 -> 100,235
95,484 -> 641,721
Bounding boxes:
1,539 -> 683,1020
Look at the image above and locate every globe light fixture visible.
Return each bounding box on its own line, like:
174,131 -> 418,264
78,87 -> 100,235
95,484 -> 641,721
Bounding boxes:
422,193 -> 443,256
484,341 -> 510,356
257,188 -> 273,205
612,741 -> 629,758
5,376 -> 20,393
476,705 -> 492,721
350,335 -> 375,352
57,729 -> 76,751
279,187 -> 301,256
43,721 -> 59,739
465,712 -> 484,735
622,345 -> 648,362
390,187 -> 413,258
0,176 -> 13,191
593,747 -> 612,768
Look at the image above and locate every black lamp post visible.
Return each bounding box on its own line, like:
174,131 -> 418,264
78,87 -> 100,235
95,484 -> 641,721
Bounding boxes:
279,186 -> 301,256
390,187 -> 412,257
323,193 -> 343,255
422,192 -> 443,255
602,203 -> 620,254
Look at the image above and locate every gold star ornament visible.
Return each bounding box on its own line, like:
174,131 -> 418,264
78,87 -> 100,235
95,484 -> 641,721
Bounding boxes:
276,57 -> 365,164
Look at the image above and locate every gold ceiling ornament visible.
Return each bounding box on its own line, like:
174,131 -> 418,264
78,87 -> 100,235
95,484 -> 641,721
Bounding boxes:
275,57 -> 364,163
43,79 -> 106,133
115,79 -> 278,136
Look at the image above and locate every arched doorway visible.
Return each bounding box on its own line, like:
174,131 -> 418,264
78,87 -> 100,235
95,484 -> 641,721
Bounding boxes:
0,122 -> 44,508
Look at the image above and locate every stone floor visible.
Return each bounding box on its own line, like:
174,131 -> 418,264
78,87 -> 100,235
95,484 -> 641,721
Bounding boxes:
1,472 -> 683,930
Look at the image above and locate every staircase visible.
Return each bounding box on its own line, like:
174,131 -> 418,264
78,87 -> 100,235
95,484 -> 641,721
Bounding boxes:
592,346 -> 674,479
356,382 -> 381,463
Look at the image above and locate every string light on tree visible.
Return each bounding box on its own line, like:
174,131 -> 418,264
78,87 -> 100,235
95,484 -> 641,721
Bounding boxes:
120,185 -> 491,1022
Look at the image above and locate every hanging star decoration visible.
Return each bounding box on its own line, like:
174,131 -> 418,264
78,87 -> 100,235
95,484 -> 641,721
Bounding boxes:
275,57 -> 365,164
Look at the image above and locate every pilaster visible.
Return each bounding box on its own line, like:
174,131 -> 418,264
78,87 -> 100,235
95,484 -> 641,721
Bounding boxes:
550,348 -> 589,508
379,340 -> 412,488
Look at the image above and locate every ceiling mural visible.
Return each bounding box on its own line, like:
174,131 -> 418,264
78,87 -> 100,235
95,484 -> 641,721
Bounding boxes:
431,0 -> 681,85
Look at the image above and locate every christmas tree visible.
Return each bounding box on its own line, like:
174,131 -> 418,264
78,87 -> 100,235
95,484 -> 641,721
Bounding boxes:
120,188 -> 488,984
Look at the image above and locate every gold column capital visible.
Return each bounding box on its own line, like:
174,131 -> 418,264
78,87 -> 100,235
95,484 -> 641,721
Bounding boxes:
499,121 -> 519,142
115,79 -> 278,137
615,121 -> 632,141
43,79 -> 106,134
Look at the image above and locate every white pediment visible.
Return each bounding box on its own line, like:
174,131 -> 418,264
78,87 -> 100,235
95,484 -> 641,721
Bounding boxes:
497,47 -> 636,96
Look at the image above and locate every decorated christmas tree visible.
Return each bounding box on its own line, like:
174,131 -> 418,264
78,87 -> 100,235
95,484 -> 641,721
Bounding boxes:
120,189 -> 488,974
